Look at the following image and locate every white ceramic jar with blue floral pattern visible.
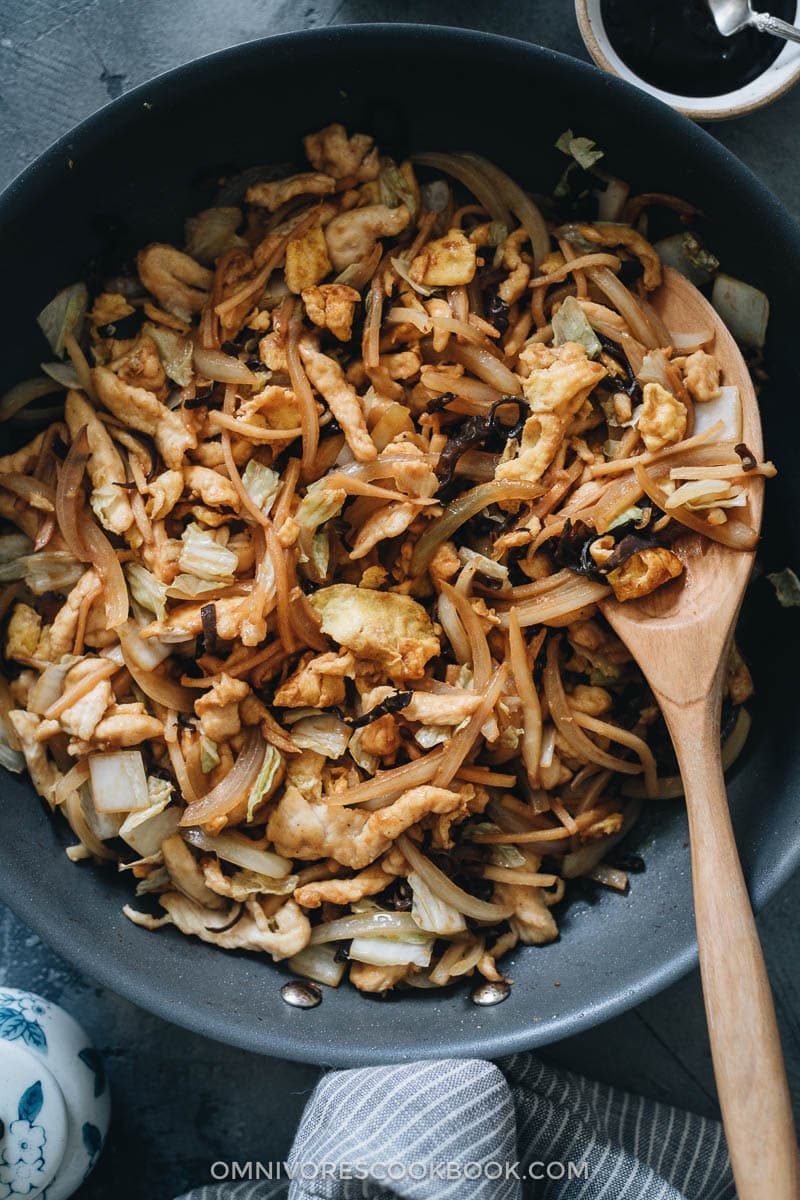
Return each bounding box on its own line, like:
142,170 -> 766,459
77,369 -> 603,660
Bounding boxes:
0,988 -> 110,1199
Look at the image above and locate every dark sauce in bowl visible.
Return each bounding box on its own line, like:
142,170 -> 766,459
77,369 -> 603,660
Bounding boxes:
601,0 -> 797,97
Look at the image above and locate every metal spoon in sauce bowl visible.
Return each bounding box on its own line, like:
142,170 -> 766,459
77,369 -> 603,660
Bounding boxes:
600,268 -> 800,1199
708,0 -> 800,43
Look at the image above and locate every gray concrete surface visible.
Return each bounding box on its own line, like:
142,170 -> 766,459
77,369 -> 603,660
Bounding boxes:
1,2 -> 800,1196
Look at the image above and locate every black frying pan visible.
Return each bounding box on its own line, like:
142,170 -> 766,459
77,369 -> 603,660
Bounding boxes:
0,24 -> 798,1067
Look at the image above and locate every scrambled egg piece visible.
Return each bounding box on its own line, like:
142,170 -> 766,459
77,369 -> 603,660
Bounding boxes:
245,171 -> 335,212
607,547 -> 684,602
409,229 -> 477,288
6,604 -> 42,662
568,684 -> 613,716
302,282 -> 360,342
324,204 -> 410,271
682,350 -> 721,403
89,292 -> 134,328
303,123 -> 380,182
274,652 -> 351,709
521,341 -> 607,420
284,223 -> 332,294
638,382 -> 688,452
309,584 -> 439,682
495,413 -> 562,483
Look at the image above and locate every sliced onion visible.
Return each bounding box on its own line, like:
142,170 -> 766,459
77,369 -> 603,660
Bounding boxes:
413,152 -> 512,228
410,480 -> 543,576
691,385 -> 741,443
55,426 -> 91,558
561,800 -> 641,878
324,747 -> 445,807
120,633 -> 195,713
192,342 -> 259,386
398,834 -> 513,922
542,637 -> 641,776
633,460 -> 757,550
309,910 -> 424,944
622,707 -> 751,799
180,730 -> 266,826
461,152 -> 550,265
390,255 -> 434,297
447,343 -> 521,395
432,666 -> 507,788
184,827 -> 292,877
80,517 -> 129,629
0,377 -> 63,422
498,576 -> 611,627
286,942 -> 347,987
0,474 -> 55,512
283,299 -> 320,478
588,267 -> 660,348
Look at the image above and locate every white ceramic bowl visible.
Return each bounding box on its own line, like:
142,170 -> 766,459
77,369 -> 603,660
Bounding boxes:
576,0 -> 800,119
0,988 -> 110,1200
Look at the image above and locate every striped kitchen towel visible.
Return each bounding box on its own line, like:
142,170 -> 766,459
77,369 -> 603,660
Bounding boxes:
176,1054 -> 733,1199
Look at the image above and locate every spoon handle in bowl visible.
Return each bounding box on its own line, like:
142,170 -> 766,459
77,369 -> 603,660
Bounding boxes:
751,11 -> 800,44
661,692 -> 799,1199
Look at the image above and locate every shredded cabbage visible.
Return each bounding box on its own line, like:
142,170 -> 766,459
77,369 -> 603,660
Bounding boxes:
216,867 -> 299,900
0,727 -> 25,774
184,206 -> 246,264
37,282 -> 88,358
241,461 -> 281,514
245,743 -> 283,821
126,562 -> 169,621
0,551 -> 83,595
81,783 -> 122,841
409,869 -> 467,935
290,713 -> 351,759
379,159 -> 417,218
0,534 -> 33,563
712,274 -> 769,349
178,524 -> 237,583
135,867 -> 170,895
349,934 -> 434,967
287,942 -> 347,987
767,567 -> 800,608
200,735 -> 220,774
146,324 -> 194,387
295,479 -> 346,539
552,295 -> 602,358
555,130 -> 604,170
89,750 -> 150,813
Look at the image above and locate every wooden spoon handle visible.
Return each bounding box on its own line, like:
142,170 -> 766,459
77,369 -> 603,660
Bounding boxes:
661,694 -> 799,1198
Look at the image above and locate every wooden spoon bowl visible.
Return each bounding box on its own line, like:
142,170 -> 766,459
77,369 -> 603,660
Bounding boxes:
600,268 -> 798,1197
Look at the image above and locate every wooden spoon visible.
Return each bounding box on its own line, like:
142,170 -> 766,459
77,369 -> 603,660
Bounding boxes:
600,267 -> 799,1197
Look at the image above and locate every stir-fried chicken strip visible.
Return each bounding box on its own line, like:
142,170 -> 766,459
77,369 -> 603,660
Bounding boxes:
0,123 -> 767,995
